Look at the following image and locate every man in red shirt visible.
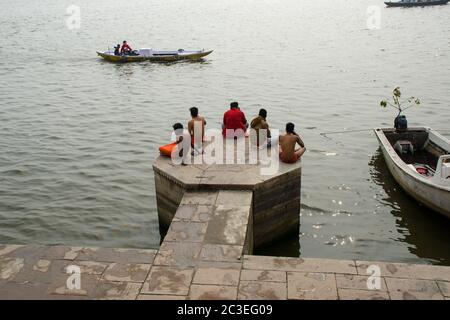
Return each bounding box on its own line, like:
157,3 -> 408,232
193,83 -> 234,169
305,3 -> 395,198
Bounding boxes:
120,40 -> 132,54
222,102 -> 248,138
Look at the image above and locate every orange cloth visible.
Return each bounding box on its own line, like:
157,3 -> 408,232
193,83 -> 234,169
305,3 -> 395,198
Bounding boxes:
159,142 -> 177,157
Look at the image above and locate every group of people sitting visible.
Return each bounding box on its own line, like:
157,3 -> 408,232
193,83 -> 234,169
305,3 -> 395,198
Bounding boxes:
113,40 -> 134,56
172,102 -> 306,164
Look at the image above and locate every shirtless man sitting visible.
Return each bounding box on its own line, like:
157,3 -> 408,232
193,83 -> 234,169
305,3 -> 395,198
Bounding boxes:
187,107 -> 207,155
279,122 -> 306,163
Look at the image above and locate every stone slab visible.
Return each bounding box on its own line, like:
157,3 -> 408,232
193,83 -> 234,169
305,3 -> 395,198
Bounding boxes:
188,284 -> 237,300
336,274 -> 387,291
385,278 -> 444,300
199,244 -> 243,263
193,267 -> 240,286
338,288 -> 390,300
180,192 -> 218,205
238,281 -> 287,300
47,274 -> 101,299
437,281 -> 450,297
51,259 -> 109,275
93,281 -> 142,300
287,272 -> 338,300
0,280 -> 51,300
154,241 -> 202,267
244,256 -> 357,274
76,247 -> 157,264
12,259 -> 109,284
0,257 -> 25,281
172,205 -> 212,223
195,261 -> 243,270
216,190 -> 253,206
204,205 -> 251,246
356,261 -> 450,282
141,266 -> 194,296
164,221 -> 208,243
41,246 -> 83,260
102,263 -> 151,283
240,270 -> 286,283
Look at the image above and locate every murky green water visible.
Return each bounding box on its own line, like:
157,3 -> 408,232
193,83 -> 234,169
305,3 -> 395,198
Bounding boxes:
1,0 -> 449,264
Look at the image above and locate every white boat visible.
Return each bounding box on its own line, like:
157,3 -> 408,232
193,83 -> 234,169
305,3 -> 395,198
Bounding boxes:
374,127 -> 450,218
97,48 -> 213,63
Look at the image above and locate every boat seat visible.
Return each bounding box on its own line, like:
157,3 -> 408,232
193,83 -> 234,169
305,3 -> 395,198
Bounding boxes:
433,155 -> 450,183
441,162 -> 450,180
393,140 -> 414,156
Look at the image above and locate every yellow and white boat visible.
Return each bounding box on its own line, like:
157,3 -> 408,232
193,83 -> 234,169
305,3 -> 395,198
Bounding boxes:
97,48 -> 213,63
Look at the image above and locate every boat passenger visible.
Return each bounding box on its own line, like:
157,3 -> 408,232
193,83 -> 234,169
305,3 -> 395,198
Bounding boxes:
279,122 -> 306,163
172,123 -> 191,165
188,107 -> 207,154
120,40 -> 132,54
222,102 -> 248,138
114,44 -> 121,56
250,108 -> 271,147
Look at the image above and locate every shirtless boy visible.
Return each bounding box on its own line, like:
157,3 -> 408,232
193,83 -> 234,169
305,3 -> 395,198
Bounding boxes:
279,122 -> 306,163
188,107 -> 207,143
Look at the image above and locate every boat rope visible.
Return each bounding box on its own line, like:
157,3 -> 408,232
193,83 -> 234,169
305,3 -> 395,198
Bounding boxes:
319,129 -> 373,138
319,128 -> 450,140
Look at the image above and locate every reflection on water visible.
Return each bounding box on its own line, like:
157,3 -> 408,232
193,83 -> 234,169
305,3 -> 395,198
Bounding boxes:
369,149 -> 450,265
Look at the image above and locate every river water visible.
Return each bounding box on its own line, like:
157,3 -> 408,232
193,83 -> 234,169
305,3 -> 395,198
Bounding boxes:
1,0 -> 449,264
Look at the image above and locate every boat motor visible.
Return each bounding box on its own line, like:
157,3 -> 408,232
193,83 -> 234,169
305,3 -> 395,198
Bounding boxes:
394,115 -> 408,131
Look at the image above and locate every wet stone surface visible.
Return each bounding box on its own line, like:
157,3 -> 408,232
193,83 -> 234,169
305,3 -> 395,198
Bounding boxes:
192,267 -> 240,286
287,272 -> 338,300
238,281 -> 287,300
189,284 -> 238,300
338,288 -> 390,300
141,266 -> 194,296
199,244 -> 243,262
385,278 -> 444,300
1,244 -> 450,299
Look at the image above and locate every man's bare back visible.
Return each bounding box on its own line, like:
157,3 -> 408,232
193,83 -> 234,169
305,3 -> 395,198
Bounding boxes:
188,116 -> 206,142
279,132 -> 306,163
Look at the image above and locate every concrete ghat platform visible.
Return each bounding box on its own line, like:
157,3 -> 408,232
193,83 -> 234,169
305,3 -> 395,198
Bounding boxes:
1,243 -> 450,300
1,191 -> 450,300
153,137 -> 301,248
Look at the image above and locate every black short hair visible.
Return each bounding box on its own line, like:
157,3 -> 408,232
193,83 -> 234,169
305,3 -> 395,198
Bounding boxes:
286,122 -> 295,133
259,108 -> 267,118
123,40 -> 127,43
173,123 -> 183,131
230,102 -> 239,109
190,107 -> 198,117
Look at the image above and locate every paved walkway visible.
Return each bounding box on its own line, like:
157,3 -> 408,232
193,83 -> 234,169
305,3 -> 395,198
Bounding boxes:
1,190 -> 449,299
1,243 -> 450,300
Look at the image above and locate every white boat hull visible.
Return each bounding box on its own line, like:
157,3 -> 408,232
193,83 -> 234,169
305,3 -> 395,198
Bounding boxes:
375,127 -> 450,219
